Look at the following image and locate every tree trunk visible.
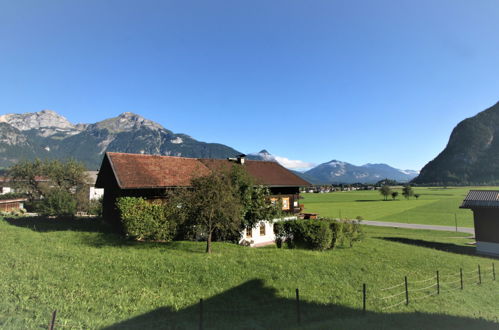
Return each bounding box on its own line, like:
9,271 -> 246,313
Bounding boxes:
206,231 -> 212,254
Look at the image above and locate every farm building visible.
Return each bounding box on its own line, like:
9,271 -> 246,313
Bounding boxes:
95,152 -> 310,246
460,190 -> 499,257
84,171 -> 104,201
0,198 -> 27,212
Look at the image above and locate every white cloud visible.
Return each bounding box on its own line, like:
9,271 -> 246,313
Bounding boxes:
274,156 -> 316,171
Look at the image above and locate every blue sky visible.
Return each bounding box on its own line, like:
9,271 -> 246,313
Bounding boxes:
1,0 -> 498,171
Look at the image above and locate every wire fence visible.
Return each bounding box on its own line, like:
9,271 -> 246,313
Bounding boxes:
44,263 -> 496,329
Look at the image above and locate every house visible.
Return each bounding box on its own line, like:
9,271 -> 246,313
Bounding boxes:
84,171 -> 104,201
460,190 -> 499,257
95,152 -> 310,246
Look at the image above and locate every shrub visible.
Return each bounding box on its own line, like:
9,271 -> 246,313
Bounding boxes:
274,218 -> 363,251
36,188 -> 77,217
116,197 -> 179,242
87,197 -> 103,216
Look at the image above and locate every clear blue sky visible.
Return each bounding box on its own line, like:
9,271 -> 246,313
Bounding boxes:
1,0 -> 499,171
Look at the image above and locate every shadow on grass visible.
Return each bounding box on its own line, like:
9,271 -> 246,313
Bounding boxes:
378,237 -> 477,256
104,279 -> 497,330
3,216 -> 111,233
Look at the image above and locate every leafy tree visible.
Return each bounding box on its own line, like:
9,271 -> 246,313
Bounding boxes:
402,185 -> 414,199
8,159 -> 46,200
8,159 -> 89,216
379,185 -> 392,201
186,170 -> 243,253
414,194 -> 420,200
37,188 -> 77,217
391,191 -> 399,200
230,165 -> 281,230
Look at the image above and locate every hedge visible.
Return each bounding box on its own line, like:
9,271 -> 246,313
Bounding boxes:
274,218 -> 363,251
116,197 -> 179,241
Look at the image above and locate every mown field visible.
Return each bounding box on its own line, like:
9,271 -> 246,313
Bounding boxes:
0,216 -> 498,329
301,187 -> 499,227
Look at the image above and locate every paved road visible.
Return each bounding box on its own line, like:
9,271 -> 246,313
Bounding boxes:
360,220 -> 475,235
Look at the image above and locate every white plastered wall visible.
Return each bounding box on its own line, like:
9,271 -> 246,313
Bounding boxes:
240,216 -> 297,247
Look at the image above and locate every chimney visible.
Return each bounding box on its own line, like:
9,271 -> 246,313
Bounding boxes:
237,154 -> 246,165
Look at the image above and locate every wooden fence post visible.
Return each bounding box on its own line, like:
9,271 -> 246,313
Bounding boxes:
296,288 -> 301,325
460,268 -> 463,290
362,283 -> 366,313
199,299 -> 203,330
49,310 -> 57,330
478,265 -> 481,285
404,276 -> 409,305
436,270 -> 440,295
493,263 -> 496,281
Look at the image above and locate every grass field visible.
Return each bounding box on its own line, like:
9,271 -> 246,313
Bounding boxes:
301,187 -> 499,227
1,216 -> 498,329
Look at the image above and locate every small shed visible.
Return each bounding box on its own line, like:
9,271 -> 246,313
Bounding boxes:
460,190 -> 499,257
0,198 -> 27,212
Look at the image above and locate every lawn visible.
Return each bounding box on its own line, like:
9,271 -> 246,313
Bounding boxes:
0,216 -> 498,329
301,187 -> 499,227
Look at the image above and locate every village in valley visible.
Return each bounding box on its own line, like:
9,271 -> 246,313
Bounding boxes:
1,1 -> 499,329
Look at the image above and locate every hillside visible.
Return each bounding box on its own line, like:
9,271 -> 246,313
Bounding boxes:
0,110 -> 241,169
414,101 -> 499,184
1,217 -> 497,329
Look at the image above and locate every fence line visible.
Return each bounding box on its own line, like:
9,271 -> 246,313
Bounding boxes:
380,290 -> 406,300
410,283 -> 436,293
380,282 -> 405,291
411,276 -> 436,284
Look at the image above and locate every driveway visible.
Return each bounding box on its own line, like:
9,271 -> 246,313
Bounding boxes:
359,220 -> 475,235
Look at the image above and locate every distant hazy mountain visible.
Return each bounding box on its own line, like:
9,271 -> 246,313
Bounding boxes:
413,101 -> 499,184
0,110 -> 241,169
302,160 -> 418,184
247,149 -> 276,161
248,150 -> 418,184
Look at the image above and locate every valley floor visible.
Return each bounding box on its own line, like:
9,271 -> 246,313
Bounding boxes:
300,186 -> 499,227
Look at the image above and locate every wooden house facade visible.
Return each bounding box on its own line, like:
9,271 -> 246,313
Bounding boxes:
460,190 -> 499,257
95,152 -> 310,240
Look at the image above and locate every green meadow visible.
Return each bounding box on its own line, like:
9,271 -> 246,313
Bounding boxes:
301,187 -> 499,227
1,216 -> 498,329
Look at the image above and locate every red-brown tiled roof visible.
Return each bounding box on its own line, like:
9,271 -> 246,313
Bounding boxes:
107,152 -> 211,189
199,159 -> 310,187
104,152 -> 310,189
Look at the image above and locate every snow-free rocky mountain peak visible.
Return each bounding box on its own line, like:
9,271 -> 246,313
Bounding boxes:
0,110 -> 81,137
0,110 -> 240,169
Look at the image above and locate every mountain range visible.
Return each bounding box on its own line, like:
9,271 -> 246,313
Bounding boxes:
0,109 -> 419,183
413,101 -> 499,185
248,150 -> 419,184
0,110 -> 240,169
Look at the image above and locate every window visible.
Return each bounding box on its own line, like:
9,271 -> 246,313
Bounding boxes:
259,222 -> 266,236
282,197 -> 290,210
246,227 -> 253,238
270,197 -> 278,206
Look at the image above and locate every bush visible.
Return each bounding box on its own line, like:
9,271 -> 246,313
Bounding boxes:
116,197 -> 180,242
36,188 -> 77,217
87,197 -> 103,216
274,218 -> 363,251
